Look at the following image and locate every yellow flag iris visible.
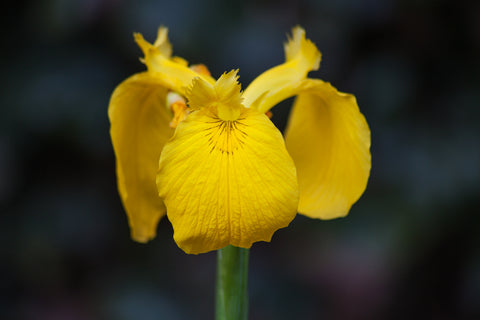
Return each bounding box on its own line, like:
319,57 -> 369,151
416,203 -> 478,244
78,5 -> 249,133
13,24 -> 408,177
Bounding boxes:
108,26 -> 371,254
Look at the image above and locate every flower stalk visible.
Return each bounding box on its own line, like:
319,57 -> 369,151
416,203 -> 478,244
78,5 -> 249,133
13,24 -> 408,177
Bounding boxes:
215,245 -> 249,320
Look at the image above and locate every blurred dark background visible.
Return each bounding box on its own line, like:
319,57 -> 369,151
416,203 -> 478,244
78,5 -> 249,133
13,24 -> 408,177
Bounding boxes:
1,0 -> 479,319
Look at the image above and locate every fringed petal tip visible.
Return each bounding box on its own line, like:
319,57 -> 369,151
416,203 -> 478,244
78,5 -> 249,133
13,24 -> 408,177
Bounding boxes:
133,32 -> 151,58
134,26 -> 172,59
284,26 -> 321,71
153,26 -> 173,57
185,70 -> 244,120
185,77 -> 215,110
215,70 -> 244,114
243,26 -> 321,111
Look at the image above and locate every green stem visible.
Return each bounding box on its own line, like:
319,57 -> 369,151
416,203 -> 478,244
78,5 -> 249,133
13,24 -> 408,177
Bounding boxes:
215,245 -> 249,320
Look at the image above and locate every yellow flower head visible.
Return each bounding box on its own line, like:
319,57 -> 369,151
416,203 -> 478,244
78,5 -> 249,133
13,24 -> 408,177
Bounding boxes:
108,26 -> 371,254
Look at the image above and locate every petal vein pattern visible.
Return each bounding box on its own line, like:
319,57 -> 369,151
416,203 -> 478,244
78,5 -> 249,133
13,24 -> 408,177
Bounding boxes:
157,108 -> 299,254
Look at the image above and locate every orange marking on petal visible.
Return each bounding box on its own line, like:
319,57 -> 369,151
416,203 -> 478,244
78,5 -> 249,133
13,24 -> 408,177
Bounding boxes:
190,64 -> 211,77
167,92 -> 189,128
169,101 -> 188,129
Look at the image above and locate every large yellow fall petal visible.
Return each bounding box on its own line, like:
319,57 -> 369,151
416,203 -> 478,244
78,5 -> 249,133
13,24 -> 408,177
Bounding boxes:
157,108 -> 299,254
108,72 -> 174,242
284,79 -> 371,219
243,26 -> 320,110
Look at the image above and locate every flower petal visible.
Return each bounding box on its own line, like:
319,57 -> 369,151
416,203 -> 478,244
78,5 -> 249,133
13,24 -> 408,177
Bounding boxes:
243,26 -> 320,111
157,108 -> 299,254
108,72 -> 174,242
186,70 -> 244,120
284,79 -> 371,219
134,32 -> 215,95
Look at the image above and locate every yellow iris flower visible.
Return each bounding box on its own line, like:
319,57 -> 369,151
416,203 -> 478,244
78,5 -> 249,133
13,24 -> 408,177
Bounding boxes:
108,26 -> 371,254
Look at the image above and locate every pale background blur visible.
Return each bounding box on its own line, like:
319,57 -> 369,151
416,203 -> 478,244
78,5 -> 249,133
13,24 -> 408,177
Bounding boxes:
1,0 -> 479,319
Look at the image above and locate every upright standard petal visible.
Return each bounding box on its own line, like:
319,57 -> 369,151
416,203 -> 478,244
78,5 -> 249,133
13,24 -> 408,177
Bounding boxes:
243,26 -> 321,111
157,74 -> 299,254
108,72 -> 174,242
134,30 -> 215,95
284,79 -> 371,219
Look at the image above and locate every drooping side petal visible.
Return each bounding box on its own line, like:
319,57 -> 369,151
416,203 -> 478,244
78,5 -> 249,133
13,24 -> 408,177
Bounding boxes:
108,72 -> 174,242
157,108 -> 299,254
284,79 -> 371,219
243,26 -> 321,111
